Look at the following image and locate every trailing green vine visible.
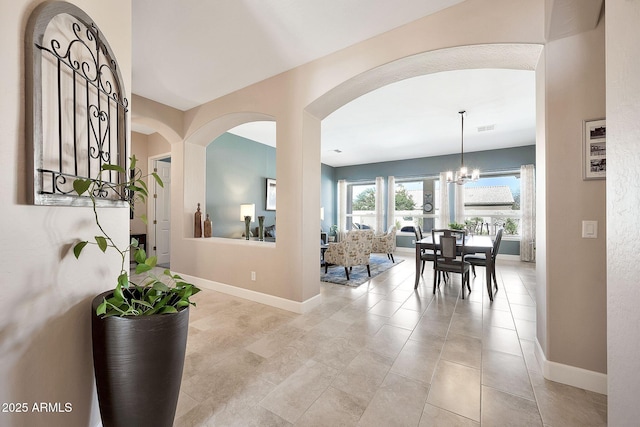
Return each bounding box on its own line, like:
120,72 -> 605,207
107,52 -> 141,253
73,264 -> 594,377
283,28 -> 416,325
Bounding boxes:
72,155 -> 200,317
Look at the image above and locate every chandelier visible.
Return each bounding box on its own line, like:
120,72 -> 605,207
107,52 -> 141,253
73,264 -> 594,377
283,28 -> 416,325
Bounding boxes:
446,110 -> 479,185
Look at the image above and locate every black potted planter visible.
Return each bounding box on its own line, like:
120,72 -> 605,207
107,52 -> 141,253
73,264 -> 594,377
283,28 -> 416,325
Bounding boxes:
91,290 -> 189,427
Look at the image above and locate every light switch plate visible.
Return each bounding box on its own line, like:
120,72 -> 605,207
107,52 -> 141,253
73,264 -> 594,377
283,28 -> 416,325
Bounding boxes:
582,220 -> 598,238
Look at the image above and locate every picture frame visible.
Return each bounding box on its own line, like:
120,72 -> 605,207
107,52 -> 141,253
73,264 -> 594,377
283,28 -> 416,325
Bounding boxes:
266,178 -> 276,210
583,118 -> 606,180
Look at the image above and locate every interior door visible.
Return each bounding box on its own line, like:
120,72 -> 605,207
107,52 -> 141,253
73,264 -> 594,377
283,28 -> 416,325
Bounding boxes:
154,159 -> 171,265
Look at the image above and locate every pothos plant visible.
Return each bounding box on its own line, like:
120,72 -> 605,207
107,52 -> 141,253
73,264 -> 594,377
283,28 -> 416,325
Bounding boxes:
72,155 -> 200,317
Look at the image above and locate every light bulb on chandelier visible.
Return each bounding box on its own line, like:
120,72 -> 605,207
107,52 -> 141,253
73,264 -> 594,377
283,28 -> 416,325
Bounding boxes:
446,110 -> 480,185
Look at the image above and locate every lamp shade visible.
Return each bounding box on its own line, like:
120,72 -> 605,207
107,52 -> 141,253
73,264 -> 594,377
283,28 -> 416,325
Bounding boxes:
240,204 -> 255,221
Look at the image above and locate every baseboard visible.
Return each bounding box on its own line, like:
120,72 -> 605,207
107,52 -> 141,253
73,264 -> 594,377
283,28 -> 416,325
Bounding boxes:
498,254 -> 521,261
178,272 -> 322,314
535,339 -> 607,395
395,246 -> 415,254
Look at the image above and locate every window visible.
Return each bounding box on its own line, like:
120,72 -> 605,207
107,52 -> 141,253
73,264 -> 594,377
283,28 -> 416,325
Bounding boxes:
392,178 -> 439,233
463,172 -> 521,236
347,183 -> 375,229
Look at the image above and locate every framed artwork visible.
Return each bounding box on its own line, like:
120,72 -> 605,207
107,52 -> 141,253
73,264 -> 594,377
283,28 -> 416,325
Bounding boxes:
266,178 -> 276,210
583,118 -> 606,180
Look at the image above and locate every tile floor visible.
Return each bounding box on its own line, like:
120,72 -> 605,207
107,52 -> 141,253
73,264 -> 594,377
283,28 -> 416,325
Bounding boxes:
171,254 -> 607,426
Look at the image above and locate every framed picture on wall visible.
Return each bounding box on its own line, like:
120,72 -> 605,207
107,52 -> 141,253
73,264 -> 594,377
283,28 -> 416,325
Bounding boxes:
266,178 -> 276,210
583,118 -> 606,180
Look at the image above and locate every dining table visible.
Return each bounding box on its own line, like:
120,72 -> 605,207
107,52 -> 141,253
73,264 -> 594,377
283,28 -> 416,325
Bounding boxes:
414,234 -> 496,301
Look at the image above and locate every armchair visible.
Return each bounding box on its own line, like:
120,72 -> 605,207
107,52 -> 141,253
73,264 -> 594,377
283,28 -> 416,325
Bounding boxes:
372,226 -> 396,262
324,229 -> 374,280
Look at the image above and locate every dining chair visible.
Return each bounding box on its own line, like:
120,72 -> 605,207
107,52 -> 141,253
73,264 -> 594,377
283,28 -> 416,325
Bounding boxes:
414,226 -> 436,274
465,228 -> 503,293
432,228 -> 471,298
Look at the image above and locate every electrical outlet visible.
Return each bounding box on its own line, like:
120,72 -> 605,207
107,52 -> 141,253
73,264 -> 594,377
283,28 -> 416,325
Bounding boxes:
251,271 -> 256,281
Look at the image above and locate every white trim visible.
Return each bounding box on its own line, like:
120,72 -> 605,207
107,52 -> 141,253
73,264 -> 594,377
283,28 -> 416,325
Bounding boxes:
178,272 -> 322,314
535,339 -> 607,395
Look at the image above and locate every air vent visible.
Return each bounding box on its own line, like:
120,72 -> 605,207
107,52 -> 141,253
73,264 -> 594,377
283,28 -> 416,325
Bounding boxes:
477,124 -> 496,132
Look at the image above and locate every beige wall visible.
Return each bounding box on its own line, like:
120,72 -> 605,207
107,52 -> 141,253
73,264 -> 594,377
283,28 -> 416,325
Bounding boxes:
606,1 -> 640,424
541,20 -> 607,375
130,132 -> 149,235
0,1 -> 131,426
130,132 -> 171,237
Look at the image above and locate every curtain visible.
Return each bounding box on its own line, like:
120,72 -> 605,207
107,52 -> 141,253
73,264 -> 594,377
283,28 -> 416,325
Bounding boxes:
437,172 -> 450,229
337,179 -> 347,241
520,164 -> 536,261
454,183 -> 465,225
387,176 -> 395,230
375,176 -> 384,234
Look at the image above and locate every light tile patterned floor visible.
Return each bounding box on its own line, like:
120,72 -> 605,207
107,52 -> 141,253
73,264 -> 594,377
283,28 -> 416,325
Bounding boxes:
172,254 -> 607,426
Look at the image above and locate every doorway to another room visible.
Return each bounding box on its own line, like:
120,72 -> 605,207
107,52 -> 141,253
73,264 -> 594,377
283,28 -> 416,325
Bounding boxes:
151,156 -> 171,268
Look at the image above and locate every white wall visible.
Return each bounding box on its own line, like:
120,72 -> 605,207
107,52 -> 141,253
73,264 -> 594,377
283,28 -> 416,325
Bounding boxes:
0,1 -> 131,426
606,1 -> 640,424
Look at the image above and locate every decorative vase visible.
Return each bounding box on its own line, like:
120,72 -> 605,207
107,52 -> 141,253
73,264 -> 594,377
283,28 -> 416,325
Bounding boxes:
91,291 -> 189,427
244,216 -> 251,240
258,216 -> 265,241
204,214 -> 212,238
194,203 -> 202,238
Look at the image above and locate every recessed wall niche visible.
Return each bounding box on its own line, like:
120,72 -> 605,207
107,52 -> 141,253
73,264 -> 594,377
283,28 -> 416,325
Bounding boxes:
26,2 -> 128,207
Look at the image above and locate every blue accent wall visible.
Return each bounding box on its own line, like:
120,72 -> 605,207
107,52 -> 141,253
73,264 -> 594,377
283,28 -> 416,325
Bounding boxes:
321,163 -> 336,234
206,133 -> 276,238
334,145 -> 535,181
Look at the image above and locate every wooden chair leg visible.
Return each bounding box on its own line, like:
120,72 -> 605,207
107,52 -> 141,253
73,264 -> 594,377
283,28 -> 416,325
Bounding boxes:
421,260 -> 426,274
366,264 -> 371,277
344,267 -> 350,280
492,268 -> 498,293
325,264 -> 328,273
471,265 -> 476,277
390,253 -> 395,263
432,271 -> 438,294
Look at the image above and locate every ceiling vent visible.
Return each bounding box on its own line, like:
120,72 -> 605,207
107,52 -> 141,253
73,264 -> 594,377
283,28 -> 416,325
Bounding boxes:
477,124 -> 496,132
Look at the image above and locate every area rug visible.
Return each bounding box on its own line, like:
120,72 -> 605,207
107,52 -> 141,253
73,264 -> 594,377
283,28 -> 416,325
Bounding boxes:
321,255 -> 404,287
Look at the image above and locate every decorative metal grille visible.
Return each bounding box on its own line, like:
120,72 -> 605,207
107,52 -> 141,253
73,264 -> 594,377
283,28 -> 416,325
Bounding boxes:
27,2 -> 128,207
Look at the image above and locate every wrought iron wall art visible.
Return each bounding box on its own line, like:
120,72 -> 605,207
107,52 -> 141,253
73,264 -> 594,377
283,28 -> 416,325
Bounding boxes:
26,2 -> 129,207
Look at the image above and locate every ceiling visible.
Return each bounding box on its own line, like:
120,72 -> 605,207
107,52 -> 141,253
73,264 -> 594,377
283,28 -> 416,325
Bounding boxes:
132,0 -> 536,167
